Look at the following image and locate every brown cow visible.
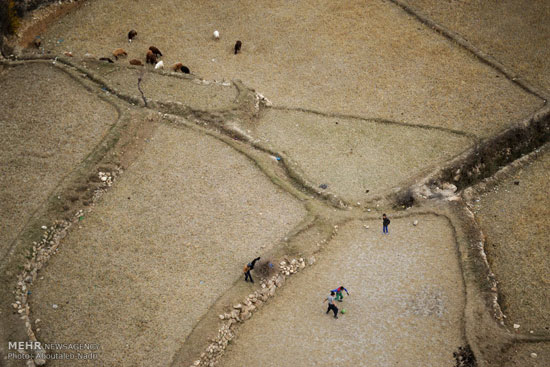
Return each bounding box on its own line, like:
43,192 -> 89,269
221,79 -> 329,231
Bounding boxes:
112,48 -> 128,60
146,50 -> 157,65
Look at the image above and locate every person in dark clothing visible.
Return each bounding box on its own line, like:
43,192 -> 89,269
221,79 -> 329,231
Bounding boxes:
324,291 -> 339,319
382,214 -> 390,234
243,257 -> 261,283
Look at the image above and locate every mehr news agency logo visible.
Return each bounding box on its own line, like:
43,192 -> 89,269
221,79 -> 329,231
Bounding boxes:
7,341 -> 100,361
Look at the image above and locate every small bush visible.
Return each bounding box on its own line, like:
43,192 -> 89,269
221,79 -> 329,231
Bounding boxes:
395,188 -> 414,208
453,345 -> 477,367
253,259 -> 277,278
0,0 -> 21,34
0,1 -> 9,35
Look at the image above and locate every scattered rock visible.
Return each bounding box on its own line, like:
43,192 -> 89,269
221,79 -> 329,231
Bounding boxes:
441,183 -> 457,192
319,184 -> 328,190
52,304 -> 58,309
413,220 -> 418,226
530,353 -> 537,358
513,323 -> 520,329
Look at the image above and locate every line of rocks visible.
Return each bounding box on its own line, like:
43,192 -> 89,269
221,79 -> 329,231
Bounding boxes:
190,257 -> 309,367
11,169 -> 120,366
190,223 -> 340,367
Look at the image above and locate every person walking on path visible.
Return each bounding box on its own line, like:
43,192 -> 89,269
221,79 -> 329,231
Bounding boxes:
382,213 -> 390,234
324,291 -> 339,319
330,286 -> 350,302
243,257 -> 261,283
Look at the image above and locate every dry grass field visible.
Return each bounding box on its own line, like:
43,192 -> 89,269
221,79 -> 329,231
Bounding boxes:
89,60 -> 239,111
471,147 -> 550,334
0,63 -> 116,260
30,123 -> 306,366
401,0 -> 550,95
1,0 -> 548,366
246,108 -> 472,201
40,0 -> 542,135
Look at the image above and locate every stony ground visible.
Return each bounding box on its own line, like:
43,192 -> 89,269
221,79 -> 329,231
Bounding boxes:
1,0 -> 549,366
222,217 -> 465,367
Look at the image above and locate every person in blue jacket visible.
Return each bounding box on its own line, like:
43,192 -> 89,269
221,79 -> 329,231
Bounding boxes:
331,286 -> 350,302
382,214 -> 390,234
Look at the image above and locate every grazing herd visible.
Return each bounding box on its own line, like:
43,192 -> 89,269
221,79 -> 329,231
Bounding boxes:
91,29 -> 243,75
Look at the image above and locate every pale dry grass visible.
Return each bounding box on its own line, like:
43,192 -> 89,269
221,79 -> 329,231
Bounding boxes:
0,63 -> 116,259
402,0 -> 550,95
87,60 -> 239,111
250,109 -> 472,201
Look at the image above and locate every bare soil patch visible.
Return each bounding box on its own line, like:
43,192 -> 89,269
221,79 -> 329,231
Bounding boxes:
501,342 -> 550,367
38,0 -> 541,136
222,216 -> 465,367
470,148 -> 550,334
247,109 -> 472,202
30,123 -> 306,366
0,62 -> 116,260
